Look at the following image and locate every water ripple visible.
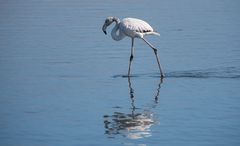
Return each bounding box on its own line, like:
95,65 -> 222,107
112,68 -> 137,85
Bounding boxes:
165,67 -> 240,79
113,67 -> 240,79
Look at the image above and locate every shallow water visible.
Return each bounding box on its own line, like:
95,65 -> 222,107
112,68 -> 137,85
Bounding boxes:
0,0 -> 240,146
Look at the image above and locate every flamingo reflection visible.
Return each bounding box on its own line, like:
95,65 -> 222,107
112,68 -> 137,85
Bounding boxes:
103,77 -> 163,139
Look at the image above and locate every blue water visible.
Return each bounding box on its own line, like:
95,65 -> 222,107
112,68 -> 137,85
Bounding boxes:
0,0 -> 240,146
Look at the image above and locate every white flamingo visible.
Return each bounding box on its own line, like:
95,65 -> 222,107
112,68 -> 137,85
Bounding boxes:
102,17 -> 164,78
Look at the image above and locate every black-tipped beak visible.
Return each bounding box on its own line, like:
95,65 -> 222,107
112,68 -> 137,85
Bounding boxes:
103,30 -> 107,35
102,24 -> 107,35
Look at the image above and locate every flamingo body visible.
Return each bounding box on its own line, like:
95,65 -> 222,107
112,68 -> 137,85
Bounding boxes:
119,18 -> 160,38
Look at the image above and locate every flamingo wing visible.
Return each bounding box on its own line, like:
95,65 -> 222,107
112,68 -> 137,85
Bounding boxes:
120,18 -> 154,34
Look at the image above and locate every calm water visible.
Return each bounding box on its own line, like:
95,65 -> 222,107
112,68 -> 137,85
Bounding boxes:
1,0 -> 240,146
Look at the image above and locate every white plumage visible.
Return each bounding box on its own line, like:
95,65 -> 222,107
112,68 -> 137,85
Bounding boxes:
120,18 -> 160,38
102,17 -> 164,78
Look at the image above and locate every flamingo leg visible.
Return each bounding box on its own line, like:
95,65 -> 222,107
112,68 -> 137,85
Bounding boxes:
142,37 -> 164,78
128,38 -> 134,76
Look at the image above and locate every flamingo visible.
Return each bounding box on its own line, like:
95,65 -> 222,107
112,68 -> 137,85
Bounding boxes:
102,17 -> 164,78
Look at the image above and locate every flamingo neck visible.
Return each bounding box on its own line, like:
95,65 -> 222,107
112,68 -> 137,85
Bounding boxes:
111,18 -> 125,41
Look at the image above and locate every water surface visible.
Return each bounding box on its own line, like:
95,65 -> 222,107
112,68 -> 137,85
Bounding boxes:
0,0 -> 240,146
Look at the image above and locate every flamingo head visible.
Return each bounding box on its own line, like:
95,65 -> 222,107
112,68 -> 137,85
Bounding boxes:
102,17 -> 115,35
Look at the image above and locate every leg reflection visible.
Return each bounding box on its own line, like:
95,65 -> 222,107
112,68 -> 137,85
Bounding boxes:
103,77 -> 163,139
154,77 -> 163,103
128,77 -> 136,115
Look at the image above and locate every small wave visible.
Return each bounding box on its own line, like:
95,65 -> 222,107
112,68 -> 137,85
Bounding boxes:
163,67 -> 240,79
112,74 -> 141,78
113,67 -> 240,79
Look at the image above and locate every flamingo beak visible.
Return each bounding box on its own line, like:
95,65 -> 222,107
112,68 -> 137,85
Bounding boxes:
103,30 -> 107,35
102,24 -> 107,35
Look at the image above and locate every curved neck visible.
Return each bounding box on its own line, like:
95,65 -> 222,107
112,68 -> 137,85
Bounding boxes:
111,18 -> 125,41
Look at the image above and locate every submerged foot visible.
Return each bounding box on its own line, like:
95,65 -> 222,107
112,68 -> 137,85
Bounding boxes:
122,75 -> 130,78
161,73 -> 165,78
